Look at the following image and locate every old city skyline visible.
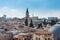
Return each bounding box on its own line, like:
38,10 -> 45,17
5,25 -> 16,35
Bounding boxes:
0,0 -> 60,40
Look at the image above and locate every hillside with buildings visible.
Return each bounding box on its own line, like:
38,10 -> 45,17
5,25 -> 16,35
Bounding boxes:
0,9 -> 60,40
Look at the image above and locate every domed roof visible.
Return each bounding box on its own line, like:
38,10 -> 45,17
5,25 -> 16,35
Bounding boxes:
10,30 -> 19,35
49,24 -> 60,37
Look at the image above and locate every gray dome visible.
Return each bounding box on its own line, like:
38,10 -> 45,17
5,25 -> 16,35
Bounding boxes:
10,30 -> 19,35
49,24 -> 60,37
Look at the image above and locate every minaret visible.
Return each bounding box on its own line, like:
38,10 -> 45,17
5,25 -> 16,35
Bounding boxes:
25,8 -> 29,26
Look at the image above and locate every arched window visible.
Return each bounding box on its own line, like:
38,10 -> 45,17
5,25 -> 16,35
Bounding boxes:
36,37 -> 38,40
45,38 -> 47,40
48,38 -> 50,40
39,38 -> 40,40
19,39 -> 21,40
24,38 -> 27,40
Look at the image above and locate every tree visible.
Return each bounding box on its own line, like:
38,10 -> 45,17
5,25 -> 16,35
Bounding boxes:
43,19 -> 47,27
29,19 -> 34,28
25,18 -> 28,26
50,20 -> 56,26
37,23 -> 43,29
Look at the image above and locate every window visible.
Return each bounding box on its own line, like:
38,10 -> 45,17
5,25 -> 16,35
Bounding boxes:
24,38 -> 28,40
45,38 -> 47,40
44,34 -> 47,36
36,37 -> 38,40
48,38 -> 50,40
19,39 -> 21,40
48,34 -> 51,36
39,38 -> 40,40
14,38 -> 18,40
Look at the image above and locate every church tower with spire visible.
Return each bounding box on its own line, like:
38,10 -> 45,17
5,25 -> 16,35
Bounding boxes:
25,8 -> 29,26
26,8 -> 29,19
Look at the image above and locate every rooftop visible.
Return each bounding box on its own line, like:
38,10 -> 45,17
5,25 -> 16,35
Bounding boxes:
35,30 -> 52,35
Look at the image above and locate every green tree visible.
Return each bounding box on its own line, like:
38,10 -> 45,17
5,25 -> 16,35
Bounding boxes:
25,18 -> 28,26
50,20 -> 56,26
43,19 -> 47,27
37,23 -> 43,29
29,19 -> 34,28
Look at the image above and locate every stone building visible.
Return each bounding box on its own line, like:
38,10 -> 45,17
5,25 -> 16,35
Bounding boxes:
33,30 -> 54,40
0,32 -> 13,40
13,33 -> 32,40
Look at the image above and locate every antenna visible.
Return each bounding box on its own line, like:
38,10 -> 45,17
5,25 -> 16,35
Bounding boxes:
32,10 -> 34,18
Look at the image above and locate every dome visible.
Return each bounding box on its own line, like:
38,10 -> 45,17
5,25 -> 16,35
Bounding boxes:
49,24 -> 60,36
10,30 -> 19,35
49,24 -> 60,40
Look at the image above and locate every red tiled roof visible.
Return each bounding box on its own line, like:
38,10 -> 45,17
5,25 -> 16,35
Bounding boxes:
35,30 -> 52,35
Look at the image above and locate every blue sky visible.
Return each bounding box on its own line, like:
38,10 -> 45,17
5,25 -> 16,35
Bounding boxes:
0,0 -> 60,18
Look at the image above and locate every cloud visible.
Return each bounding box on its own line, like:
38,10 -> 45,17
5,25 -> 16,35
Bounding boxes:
0,6 -> 60,18
33,10 -> 60,18
0,6 -> 25,18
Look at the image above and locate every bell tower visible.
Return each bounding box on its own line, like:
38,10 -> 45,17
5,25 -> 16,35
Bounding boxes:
25,8 -> 29,26
26,8 -> 29,18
